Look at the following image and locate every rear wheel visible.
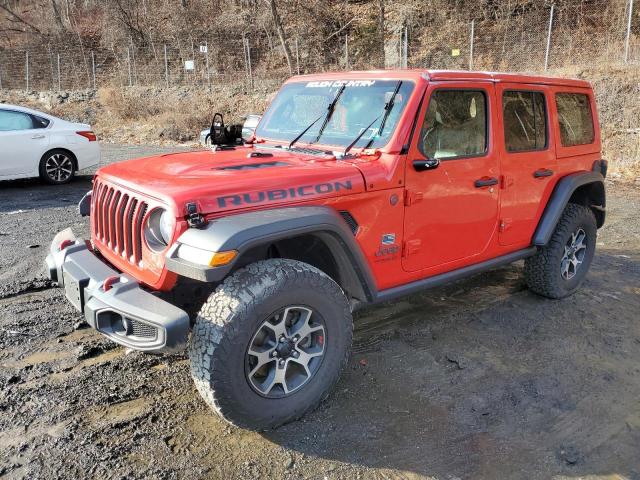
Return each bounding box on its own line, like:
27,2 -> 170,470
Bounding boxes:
525,203 -> 597,299
39,149 -> 76,185
189,259 -> 352,430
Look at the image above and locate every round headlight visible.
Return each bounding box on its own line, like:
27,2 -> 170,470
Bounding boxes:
145,208 -> 175,251
159,210 -> 174,244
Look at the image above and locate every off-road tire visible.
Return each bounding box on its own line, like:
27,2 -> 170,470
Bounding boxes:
39,149 -> 76,185
189,259 -> 353,430
525,203 -> 597,299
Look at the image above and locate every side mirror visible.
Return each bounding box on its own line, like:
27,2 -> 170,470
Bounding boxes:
242,114 -> 262,142
412,158 -> 440,172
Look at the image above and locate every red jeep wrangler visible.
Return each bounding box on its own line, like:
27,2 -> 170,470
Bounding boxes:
46,70 -> 606,430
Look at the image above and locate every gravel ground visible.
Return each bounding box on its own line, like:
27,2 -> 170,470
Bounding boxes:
1,145 -> 639,480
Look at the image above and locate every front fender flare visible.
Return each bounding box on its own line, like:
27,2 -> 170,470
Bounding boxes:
165,206 -> 376,302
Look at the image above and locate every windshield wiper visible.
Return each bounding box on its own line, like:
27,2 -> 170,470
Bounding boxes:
342,114 -> 383,156
313,84 -> 346,144
288,113 -> 324,149
359,81 -> 403,152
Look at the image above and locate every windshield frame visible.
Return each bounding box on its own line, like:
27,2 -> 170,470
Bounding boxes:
255,78 -> 418,153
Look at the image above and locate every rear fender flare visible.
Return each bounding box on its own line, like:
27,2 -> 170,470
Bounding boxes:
532,171 -> 605,246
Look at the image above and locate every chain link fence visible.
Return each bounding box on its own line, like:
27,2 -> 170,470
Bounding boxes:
0,0 -> 637,91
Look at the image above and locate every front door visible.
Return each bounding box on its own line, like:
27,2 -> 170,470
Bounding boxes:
402,82 -> 500,272
496,84 -> 557,246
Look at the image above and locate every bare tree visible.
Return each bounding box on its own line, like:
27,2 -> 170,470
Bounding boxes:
0,2 -> 43,34
266,0 -> 293,75
50,0 -> 66,32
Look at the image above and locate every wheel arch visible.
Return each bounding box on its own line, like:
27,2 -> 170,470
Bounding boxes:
165,206 -> 377,304
532,171 -> 605,246
40,147 -> 79,171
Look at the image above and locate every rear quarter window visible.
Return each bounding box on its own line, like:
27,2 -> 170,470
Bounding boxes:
556,93 -> 595,147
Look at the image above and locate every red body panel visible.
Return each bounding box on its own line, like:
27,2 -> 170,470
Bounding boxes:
90,69 -> 602,294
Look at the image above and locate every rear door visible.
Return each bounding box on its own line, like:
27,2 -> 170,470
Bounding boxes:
496,84 -> 557,246
402,82 -> 500,272
0,109 -> 50,177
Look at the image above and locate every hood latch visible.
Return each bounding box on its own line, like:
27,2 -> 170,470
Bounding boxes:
186,202 -> 207,229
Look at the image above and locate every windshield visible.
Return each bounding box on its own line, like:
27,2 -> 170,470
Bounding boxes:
256,80 -> 415,149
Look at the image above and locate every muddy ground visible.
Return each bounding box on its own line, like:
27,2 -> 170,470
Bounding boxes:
1,145 -> 639,480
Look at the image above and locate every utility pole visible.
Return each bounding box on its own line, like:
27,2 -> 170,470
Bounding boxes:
205,41 -> 210,87
544,4 -> 555,71
295,38 -> 300,74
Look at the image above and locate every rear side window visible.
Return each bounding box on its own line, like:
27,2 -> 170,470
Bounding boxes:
0,110 -> 34,131
503,91 -> 547,152
32,115 -> 50,129
556,93 -> 595,146
420,90 -> 487,159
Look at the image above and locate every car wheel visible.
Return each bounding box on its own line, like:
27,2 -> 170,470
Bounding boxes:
39,149 -> 76,185
525,203 -> 597,299
189,259 -> 353,430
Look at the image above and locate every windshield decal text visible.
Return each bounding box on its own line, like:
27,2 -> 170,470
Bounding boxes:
217,180 -> 353,208
305,80 -> 376,88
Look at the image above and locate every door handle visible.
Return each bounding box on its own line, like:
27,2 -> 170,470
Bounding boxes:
474,177 -> 499,188
533,168 -> 554,178
31,134 -> 45,139
412,158 -> 440,172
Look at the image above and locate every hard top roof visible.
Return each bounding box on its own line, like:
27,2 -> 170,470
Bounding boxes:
287,69 -> 591,88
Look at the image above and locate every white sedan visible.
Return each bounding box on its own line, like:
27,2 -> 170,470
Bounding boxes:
0,103 -> 100,185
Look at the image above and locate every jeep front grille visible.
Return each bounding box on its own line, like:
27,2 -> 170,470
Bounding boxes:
93,179 -> 148,265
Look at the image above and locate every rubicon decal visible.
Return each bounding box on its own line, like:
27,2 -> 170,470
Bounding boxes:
217,180 -> 353,208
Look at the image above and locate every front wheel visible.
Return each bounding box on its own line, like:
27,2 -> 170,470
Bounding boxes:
525,203 -> 597,299
189,259 -> 352,430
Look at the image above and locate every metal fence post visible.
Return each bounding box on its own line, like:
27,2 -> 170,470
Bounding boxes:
245,38 -> 253,89
164,44 -> 169,87
403,26 -> 408,68
127,48 -> 132,87
469,20 -> 475,70
205,41 -> 210,87
25,51 -> 29,91
624,0 -> 634,63
57,53 -> 61,91
91,51 -> 96,89
295,38 -> 300,74
544,4 -> 555,71
345,35 -> 349,69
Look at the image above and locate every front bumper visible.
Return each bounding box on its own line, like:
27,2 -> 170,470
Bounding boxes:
45,229 -> 189,352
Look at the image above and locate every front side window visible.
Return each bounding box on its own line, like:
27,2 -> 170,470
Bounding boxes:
503,91 -> 547,152
0,110 -> 34,131
419,90 -> 487,160
255,80 -> 415,149
556,93 -> 595,147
